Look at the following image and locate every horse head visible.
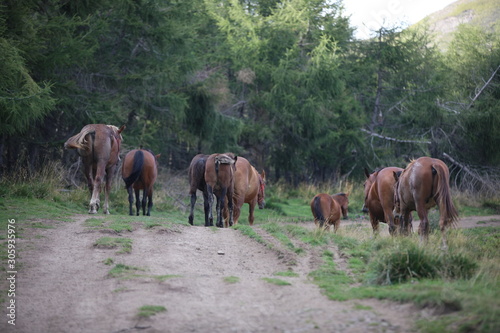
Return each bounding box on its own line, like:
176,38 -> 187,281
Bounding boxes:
362,168 -> 379,213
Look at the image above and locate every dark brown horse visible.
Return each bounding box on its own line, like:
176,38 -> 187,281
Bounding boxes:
122,149 -> 160,216
362,167 -> 407,235
310,192 -> 349,232
393,157 -> 459,248
187,154 -> 210,226
224,157 -> 266,226
64,124 -> 125,214
204,153 -> 237,228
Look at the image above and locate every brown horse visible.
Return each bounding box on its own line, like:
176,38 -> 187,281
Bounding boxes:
224,157 -> 266,226
204,153 -> 237,228
64,124 -> 125,214
187,154 -> 210,226
393,157 -> 459,248
362,167 -> 407,235
122,149 -> 160,216
310,193 -> 349,232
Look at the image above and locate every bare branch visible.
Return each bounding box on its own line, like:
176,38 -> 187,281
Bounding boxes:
468,64 -> 500,109
442,152 -> 498,195
360,128 -> 431,144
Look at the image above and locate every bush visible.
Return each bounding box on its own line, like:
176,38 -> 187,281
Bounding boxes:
367,238 -> 478,285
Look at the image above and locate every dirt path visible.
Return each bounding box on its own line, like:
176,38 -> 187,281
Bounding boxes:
3,214 -> 498,333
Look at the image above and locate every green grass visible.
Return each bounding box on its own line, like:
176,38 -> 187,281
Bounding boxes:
137,305 -> 167,318
262,277 -> 292,286
224,276 -> 240,283
274,270 -> 299,277
151,274 -> 182,282
108,263 -> 144,278
94,237 -> 133,254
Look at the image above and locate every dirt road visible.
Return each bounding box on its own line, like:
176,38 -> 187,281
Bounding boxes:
3,214 -> 498,333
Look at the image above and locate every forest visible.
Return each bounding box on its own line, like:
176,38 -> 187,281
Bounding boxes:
1,0 -> 499,190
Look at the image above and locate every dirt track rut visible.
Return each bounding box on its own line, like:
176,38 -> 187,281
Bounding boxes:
1,214 -> 427,333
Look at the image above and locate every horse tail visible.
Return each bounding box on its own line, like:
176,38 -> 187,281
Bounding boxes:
124,150 -> 144,188
64,126 -> 95,150
312,196 -> 326,228
432,163 -> 459,227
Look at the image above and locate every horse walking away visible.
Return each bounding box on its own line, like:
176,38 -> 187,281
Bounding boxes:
122,149 -> 160,216
393,156 -> 459,249
64,124 -> 125,214
224,157 -> 266,226
363,167 -> 410,235
187,154 -> 210,226
204,153 -> 237,228
310,192 -> 349,232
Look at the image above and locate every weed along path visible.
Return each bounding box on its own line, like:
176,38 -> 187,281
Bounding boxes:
3,214 -> 428,333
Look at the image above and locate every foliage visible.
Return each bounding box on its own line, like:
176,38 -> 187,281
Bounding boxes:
0,0 -> 498,189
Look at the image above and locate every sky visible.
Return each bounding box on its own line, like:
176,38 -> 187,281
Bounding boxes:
343,0 -> 457,39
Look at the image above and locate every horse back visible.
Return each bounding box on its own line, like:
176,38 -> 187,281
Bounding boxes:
311,193 -> 339,223
188,154 -> 209,193
204,153 -> 236,190
233,157 -> 256,203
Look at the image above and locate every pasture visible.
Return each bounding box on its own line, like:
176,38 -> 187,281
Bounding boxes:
0,168 -> 499,332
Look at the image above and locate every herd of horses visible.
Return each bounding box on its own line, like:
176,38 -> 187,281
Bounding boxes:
64,124 -> 458,246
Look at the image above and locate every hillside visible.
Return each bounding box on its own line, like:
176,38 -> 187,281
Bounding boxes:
414,0 -> 500,49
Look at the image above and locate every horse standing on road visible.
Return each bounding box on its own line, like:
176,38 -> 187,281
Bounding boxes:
204,153 -> 237,228
224,157 -> 266,226
187,154 -> 210,226
363,167 -> 408,235
310,192 -> 349,232
64,124 -> 125,214
393,157 -> 458,249
122,149 -> 160,216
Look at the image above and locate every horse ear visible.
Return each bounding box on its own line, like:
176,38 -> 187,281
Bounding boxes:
261,170 -> 266,182
155,154 -> 161,160
118,125 -> 125,134
364,168 -> 370,178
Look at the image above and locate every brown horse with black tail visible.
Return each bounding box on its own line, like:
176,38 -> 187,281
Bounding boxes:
122,149 -> 160,216
363,167 -> 409,235
64,124 -> 125,214
204,153 -> 237,228
310,192 -> 349,232
393,157 -> 459,249
224,157 -> 266,226
187,154 -> 210,226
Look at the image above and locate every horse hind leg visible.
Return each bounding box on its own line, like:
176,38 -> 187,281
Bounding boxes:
141,189 -> 148,215
417,207 -> 430,243
206,185 -> 214,227
188,192 -> 197,225
127,186 -> 134,216
135,188 -> 141,216
146,188 -> 153,216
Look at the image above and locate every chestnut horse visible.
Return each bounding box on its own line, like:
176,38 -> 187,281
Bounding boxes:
204,153 -> 237,228
362,167 -> 407,235
393,157 -> 459,248
310,193 -> 349,232
224,157 -> 266,226
64,124 -> 125,214
122,149 -> 160,216
187,154 -> 210,226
